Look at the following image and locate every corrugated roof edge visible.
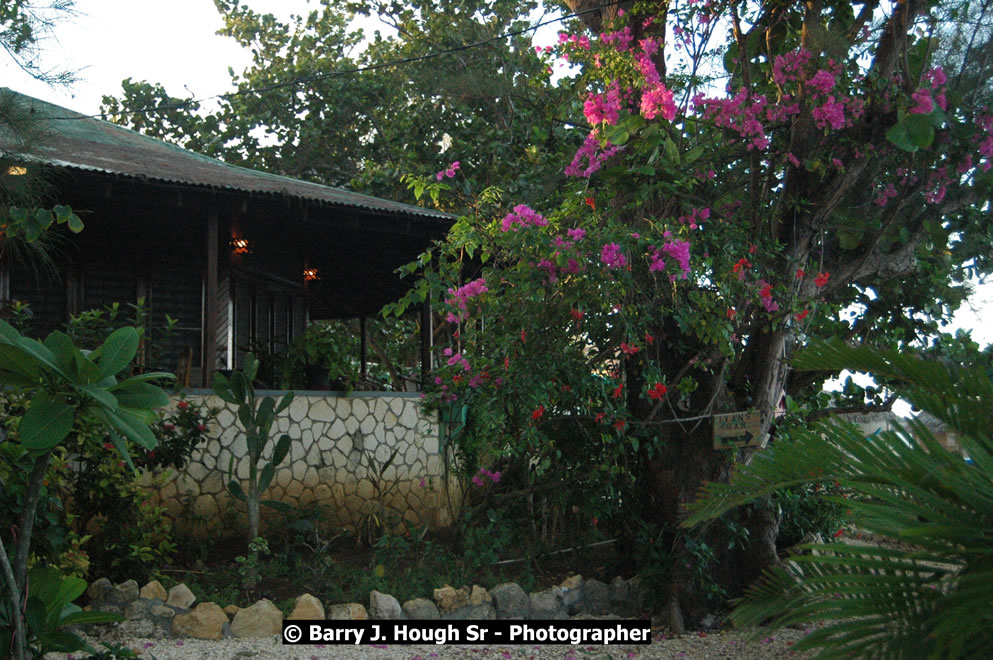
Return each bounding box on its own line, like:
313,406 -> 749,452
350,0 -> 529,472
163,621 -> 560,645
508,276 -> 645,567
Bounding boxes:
1,88 -> 452,221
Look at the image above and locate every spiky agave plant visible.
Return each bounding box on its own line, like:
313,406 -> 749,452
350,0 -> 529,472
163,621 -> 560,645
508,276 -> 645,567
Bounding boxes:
684,339 -> 993,659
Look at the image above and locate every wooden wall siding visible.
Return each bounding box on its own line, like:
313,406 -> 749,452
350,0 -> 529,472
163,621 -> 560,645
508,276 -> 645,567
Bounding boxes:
80,262 -> 138,312
148,265 -> 203,371
6,267 -> 66,337
6,256 -> 206,378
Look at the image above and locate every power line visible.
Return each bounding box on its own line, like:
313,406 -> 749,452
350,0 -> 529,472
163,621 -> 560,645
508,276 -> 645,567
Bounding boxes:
45,1 -> 621,123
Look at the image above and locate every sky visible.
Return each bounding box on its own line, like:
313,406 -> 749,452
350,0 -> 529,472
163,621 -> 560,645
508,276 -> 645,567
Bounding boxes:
4,0 -> 991,350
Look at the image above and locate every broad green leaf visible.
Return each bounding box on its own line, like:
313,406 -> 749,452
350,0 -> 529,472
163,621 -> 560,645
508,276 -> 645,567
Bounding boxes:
905,113 -> 935,149
109,371 -> 174,388
61,609 -> 124,626
260,499 -> 294,513
603,123 -> 630,146
258,462 -> 275,493
106,408 -> 157,449
78,384 -> 118,411
275,390 -> 294,414
67,213 -> 84,233
14,335 -> 64,377
886,122 -> 918,153
0,343 -> 41,381
113,382 -> 170,410
96,327 -> 140,379
664,136 -> 680,164
43,331 -> 78,378
243,353 -> 260,382
20,393 -> 75,451
228,479 -> 247,501
106,428 -> 135,471
272,434 -> 291,465
685,145 -> 705,163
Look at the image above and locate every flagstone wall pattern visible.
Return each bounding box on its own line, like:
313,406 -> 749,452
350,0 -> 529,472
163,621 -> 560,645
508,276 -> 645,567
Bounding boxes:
143,392 -> 449,535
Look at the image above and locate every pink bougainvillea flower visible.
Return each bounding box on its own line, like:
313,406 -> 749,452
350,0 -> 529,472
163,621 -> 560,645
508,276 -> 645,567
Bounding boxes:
601,242 -> 628,268
640,83 -> 677,121
908,88 -> 934,115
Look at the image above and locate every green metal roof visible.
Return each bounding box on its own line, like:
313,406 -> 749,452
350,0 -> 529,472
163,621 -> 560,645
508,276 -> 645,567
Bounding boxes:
0,88 -> 450,221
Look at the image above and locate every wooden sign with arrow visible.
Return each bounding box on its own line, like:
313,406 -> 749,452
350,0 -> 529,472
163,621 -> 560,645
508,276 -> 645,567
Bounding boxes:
713,411 -> 767,449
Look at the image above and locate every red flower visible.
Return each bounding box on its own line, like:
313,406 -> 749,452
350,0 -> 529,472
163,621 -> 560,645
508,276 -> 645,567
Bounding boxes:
620,342 -> 640,355
648,383 -> 668,400
177,400 -> 190,410
644,333 -> 654,344
814,271 -> 830,287
531,405 -> 545,421
748,243 -> 757,254
833,528 -> 845,538
561,384 -> 571,392
591,516 -> 599,527
198,423 -> 207,432
162,423 -> 175,431
732,257 -> 751,274
504,356 -> 510,370
584,196 -> 596,210
103,442 -> 114,450
794,309 -> 809,322
520,329 -> 527,343
726,308 -> 736,319
594,412 -> 607,424
795,267 -> 805,279
570,309 -> 585,320
611,383 -> 624,399
614,419 -> 626,431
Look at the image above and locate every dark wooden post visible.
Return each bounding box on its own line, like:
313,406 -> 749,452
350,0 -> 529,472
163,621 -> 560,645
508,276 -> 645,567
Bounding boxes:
420,300 -> 432,389
359,316 -> 368,379
204,209 -> 219,387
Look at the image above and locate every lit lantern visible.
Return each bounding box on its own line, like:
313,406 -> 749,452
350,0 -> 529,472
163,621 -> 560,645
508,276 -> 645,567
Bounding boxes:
230,238 -> 250,254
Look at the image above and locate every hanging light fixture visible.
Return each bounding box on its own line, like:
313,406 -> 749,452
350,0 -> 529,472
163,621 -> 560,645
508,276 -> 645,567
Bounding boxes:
230,237 -> 250,254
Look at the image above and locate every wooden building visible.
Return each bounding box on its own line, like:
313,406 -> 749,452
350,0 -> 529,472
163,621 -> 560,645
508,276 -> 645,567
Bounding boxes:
0,89 -> 451,387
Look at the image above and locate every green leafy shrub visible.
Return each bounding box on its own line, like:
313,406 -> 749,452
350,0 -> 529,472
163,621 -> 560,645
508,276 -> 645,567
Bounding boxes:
275,321 -> 360,390
135,397 -> 216,471
0,567 -> 122,658
774,481 -> 854,548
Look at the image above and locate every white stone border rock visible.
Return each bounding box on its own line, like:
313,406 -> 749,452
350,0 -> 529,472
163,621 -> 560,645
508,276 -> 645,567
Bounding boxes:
84,573 -> 645,641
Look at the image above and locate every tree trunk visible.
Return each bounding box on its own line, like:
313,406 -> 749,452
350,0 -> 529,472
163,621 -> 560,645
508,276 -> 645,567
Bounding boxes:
639,327 -> 788,629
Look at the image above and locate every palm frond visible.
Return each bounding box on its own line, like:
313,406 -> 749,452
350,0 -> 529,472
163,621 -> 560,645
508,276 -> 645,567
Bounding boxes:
685,340 -> 993,658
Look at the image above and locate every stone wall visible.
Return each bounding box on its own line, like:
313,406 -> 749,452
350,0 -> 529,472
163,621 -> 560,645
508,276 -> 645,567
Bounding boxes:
144,391 -> 451,536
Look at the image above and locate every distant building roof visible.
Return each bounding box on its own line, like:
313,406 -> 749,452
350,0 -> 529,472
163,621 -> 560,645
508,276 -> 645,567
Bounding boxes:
0,88 -> 450,221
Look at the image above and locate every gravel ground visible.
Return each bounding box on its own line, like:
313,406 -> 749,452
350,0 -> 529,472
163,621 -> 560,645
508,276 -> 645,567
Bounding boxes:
53,625 -> 817,659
